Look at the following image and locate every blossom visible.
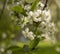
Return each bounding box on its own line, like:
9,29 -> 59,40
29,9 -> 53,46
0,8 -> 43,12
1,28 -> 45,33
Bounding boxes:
42,10 -> 51,22
24,5 -> 31,11
27,9 -> 42,22
38,2 -> 44,7
12,0 -> 56,41
22,28 -> 35,40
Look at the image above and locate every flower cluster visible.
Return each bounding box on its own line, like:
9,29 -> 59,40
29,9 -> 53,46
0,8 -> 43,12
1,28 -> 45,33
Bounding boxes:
11,0 -> 56,41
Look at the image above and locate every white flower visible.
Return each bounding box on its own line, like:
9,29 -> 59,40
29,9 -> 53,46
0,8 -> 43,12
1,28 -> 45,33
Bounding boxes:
33,17 -> 39,22
28,32 -> 35,40
40,2 -> 44,7
37,9 -> 42,14
22,28 -> 29,38
25,28 -> 29,33
22,28 -> 35,40
34,11 -> 39,17
24,5 -> 31,11
38,2 -> 44,7
41,21 -> 46,25
42,10 -> 51,22
29,11 -> 34,16
38,18 -> 41,21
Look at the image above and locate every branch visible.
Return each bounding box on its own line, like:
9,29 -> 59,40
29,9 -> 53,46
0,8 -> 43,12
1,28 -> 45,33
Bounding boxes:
30,0 -> 49,50
42,0 -> 48,10
0,0 -> 8,19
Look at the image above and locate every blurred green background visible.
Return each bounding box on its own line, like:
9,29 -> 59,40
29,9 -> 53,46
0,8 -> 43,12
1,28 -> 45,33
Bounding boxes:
0,0 -> 60,54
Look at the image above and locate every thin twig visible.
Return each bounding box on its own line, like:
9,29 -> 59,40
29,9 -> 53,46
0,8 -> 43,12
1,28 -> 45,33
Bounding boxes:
31,0 -> 49,50
43,0 -> 48,10
0,0 -> 8,19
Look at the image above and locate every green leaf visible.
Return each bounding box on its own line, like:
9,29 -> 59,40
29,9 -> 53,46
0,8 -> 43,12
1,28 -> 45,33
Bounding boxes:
12,6 -> 27,16
6,46 -> 21,51
31,0 -> 40,11
12,6 -> 24,13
